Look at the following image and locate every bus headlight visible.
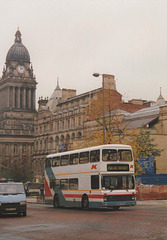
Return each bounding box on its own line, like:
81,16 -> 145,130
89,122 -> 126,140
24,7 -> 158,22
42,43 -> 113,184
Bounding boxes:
132,195 -> 135,200
104,196 -> 108,202
20,201 -> 26,205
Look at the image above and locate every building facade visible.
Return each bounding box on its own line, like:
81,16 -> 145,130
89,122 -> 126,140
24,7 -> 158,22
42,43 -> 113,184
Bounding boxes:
1,30 -> 167,183
0,29 -> 37,180
33,75 -> 146,182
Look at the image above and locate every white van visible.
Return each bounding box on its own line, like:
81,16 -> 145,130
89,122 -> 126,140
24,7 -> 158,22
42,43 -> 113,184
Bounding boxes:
0,180 -> 27,216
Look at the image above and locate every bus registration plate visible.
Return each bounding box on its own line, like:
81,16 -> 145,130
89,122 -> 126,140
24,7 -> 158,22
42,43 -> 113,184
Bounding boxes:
6,208 -> 16,211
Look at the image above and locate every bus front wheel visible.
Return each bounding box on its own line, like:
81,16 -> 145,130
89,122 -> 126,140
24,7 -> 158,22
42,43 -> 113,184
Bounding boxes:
53,195 -> 59,208
82,195 -> 89,210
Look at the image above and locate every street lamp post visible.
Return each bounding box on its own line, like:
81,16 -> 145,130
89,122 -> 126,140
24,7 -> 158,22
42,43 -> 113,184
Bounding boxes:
93,73 -> 105,144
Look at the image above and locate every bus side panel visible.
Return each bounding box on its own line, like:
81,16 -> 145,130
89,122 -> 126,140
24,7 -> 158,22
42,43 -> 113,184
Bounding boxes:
56,191 -> 82,208
45,167 -> 55,204
55,190 -> 67,207
64,192 -> 84,208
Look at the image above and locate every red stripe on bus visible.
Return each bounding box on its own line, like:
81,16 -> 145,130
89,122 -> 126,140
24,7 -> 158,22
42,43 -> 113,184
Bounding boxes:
44,178 -> 52,197
64,194 -> 82,198
88,195 -> 104,199
64,194 -> 103,199
64,193 -> 134,199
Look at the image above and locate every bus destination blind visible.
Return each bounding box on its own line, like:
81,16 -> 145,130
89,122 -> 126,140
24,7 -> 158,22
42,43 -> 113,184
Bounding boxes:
107,164 -> 129,172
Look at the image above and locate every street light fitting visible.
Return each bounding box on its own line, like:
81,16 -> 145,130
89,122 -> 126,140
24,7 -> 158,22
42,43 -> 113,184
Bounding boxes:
93,73 -> 100,77
92,72 -> 105,144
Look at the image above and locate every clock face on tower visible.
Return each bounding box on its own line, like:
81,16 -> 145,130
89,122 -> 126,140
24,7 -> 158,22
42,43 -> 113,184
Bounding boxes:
17,65 -> 25,73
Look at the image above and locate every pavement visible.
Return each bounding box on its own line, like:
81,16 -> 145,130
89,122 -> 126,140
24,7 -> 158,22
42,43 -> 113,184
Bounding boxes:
137,199 -> 167,205
27,196 -> 44,203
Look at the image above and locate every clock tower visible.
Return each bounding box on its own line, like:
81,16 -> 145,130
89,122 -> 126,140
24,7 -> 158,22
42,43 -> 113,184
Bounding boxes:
0,29 -> 37,181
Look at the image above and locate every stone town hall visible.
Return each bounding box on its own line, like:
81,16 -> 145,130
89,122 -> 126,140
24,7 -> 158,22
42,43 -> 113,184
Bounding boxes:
0,29 -> 37,180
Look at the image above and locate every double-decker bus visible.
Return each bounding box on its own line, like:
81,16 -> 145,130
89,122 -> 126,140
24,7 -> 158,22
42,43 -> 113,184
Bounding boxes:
45,144 -> 136,209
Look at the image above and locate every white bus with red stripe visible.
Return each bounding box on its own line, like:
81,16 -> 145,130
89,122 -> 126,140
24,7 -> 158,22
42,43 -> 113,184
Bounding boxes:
45,144 -> 136,209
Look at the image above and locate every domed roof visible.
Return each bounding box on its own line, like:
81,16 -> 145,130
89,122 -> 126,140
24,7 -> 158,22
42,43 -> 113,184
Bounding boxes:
6,29 -> 30,64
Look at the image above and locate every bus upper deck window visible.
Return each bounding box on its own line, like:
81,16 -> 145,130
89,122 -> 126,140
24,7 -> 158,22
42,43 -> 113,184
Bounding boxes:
118,150 -> 132,162
79,151 -> 89,164
90,150 -> 100,162
70,153 -> 79,165
61,155 -> 69,166
102,149 -> 117,161
52,157 -> 60,167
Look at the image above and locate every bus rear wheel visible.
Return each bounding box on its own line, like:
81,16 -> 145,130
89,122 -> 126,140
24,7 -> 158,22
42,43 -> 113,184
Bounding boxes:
82,195 -> 89,210
53,195 -> 59,208
113,206 -> 120,210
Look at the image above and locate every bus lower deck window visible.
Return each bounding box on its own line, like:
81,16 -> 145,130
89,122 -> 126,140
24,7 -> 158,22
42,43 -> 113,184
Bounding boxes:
60,179 -> 69,190
69,178 -> 78,190
91,175 -> 99,189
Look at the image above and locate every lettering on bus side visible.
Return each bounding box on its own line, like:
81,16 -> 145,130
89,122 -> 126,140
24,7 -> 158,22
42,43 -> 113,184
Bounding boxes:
130,164 -> 134,172
91,164 -> 97,170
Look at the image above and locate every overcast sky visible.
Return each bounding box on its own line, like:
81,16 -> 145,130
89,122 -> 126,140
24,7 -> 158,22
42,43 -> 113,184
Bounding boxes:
0,0 -> 167,104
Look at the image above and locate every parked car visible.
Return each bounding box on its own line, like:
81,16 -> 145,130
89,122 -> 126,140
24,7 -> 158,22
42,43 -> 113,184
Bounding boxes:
0,179 -> 27,216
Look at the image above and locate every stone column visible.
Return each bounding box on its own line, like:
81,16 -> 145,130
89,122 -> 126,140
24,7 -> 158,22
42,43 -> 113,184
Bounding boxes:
7,87 -> 10,108
33,88 -> 36,109
9,87 -> 12,108
13,87 -> 15,108
28,88 -> 32,109
31,89 -> 35,110
0,90 -> 1,110
17,87 -> 20,108
23,88 -> 26,109
2,89 -> 4,109
26,88 -> 28,109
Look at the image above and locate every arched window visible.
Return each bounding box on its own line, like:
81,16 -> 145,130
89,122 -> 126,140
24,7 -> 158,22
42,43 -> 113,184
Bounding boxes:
35,141 -> 38,151
78,132 -> 82,138
73,118 -> 75,127
66,134 -> 70,144
44,139 -> 48,150
49,137 -> 53,150
50,123 -> 53,132
78,117 -> 81,126
68,119 -> 70,129
60,135 -> 65,144
62,121 -> 64,129
40,140 -> 42,151
14,144 -> 18,155
5,144 -> 10,155
71,133 -> 75,139
56,136 -> 59,145
22,144 -> 27,155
